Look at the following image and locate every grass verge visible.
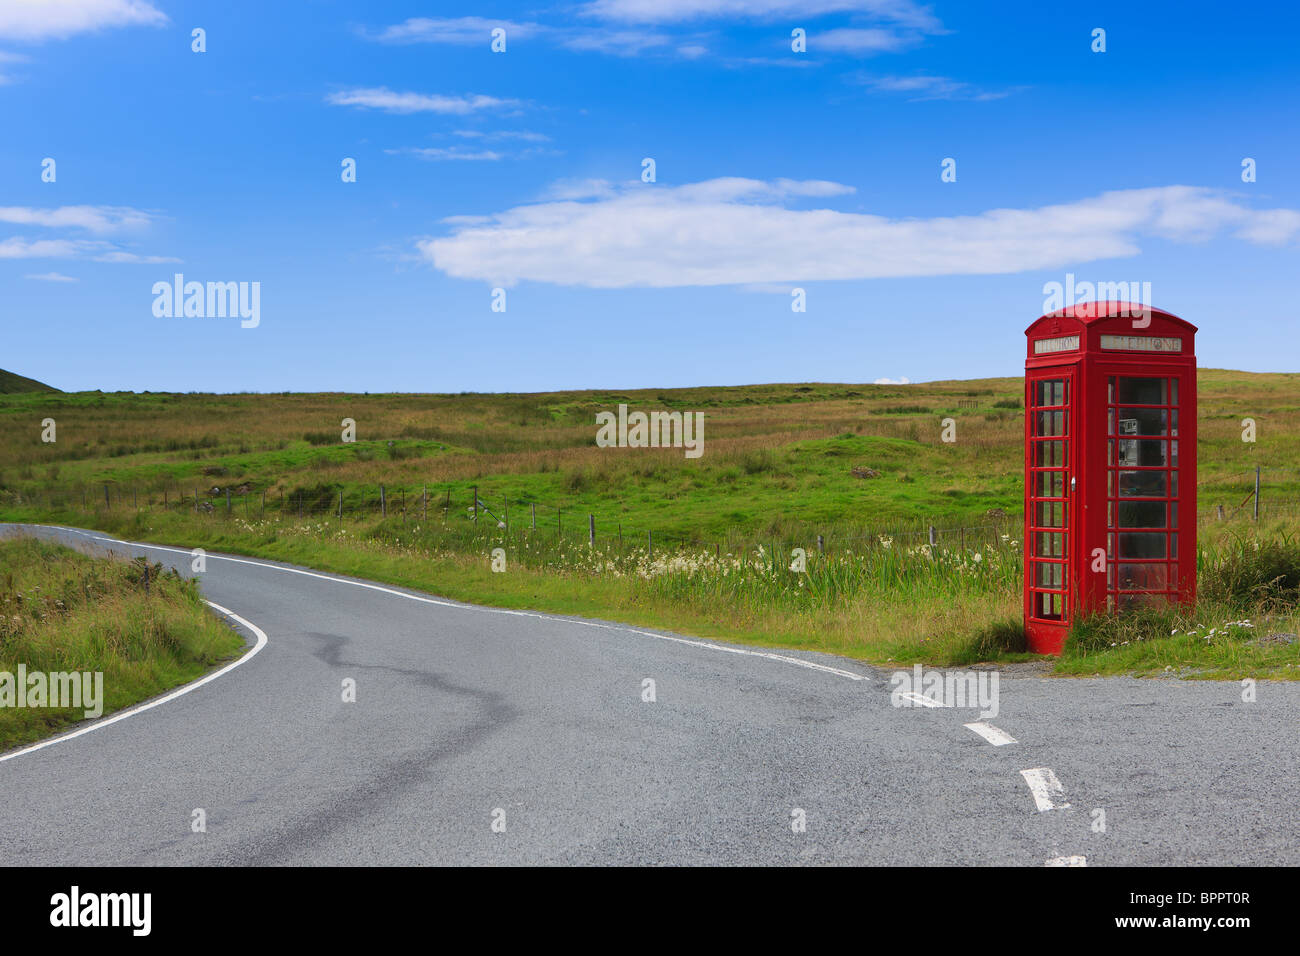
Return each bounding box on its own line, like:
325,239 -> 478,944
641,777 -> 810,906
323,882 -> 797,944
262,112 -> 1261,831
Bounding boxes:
0,535 -> 246,751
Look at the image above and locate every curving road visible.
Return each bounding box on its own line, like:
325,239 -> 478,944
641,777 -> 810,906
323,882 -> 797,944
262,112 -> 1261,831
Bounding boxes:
1,524 -> 1297,866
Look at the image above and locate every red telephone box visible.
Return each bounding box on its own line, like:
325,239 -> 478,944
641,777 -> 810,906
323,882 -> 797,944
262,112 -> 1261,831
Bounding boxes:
1024,303 -> 1197,654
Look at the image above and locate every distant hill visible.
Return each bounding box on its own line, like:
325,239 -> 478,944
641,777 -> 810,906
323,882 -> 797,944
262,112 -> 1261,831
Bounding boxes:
0,369 -> 59,394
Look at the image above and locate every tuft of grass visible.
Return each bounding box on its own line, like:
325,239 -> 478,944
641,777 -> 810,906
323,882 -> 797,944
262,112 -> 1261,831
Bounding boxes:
1198,532 -> 1300,610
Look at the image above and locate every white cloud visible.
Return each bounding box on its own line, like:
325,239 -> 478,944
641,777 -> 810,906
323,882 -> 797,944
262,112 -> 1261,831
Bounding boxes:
453,129 -> 552,142
561,29 -> 674,55
365,17 -> 545,44
361,15 -> 675,58
386,147 -> 504,162
0,237 -> 103,258
0,0 -> 167,42
364,1 -> 941,60
815,27 -> 920,54
326,87 -> 519,115
581,0 -> 943,30
1,204 -> 173,262
419,181 -> 1300,289
91,250 -> 180,263
852,73 -> 1016,100
25,271 -> 78,282
0,204 -> 153,233
873,376 -> 911,385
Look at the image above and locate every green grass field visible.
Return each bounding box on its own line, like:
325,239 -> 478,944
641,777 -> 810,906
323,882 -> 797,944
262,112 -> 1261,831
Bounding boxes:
2,369 -> 1298,677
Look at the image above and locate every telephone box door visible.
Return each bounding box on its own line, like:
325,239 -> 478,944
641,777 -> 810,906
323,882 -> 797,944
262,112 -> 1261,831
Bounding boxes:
1025,366 -> 1077,651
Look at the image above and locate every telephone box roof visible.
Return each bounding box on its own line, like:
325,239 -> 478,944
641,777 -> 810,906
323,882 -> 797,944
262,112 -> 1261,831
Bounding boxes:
1026,303 -> 1197,335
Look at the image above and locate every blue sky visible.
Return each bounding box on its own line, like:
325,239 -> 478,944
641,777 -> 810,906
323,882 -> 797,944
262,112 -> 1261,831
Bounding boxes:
2,0 -> 1297,393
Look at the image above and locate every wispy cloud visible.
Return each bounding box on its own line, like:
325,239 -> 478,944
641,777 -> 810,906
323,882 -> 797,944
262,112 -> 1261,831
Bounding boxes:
873,376 -> 911,385
453,129 -> 552,143
361,15 -> 717,60
362,16 -> 546,45
1,204 -> 174,262
25,271 -> 79,282
385,147 -> 504,162
0,204 -> 154,233
850,73 -> 1020,100
326,87 -> 519,115
91,250 -> 180,264
0,237 -> 103,259
815,27 -> 921,54
0,0 -> 167,42
560,29 -> 675,56
580,0 -> 944,30
419,180 -> 1300,288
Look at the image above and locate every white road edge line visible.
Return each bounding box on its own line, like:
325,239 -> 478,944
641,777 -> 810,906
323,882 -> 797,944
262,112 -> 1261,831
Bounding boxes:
1020,767 -> 1071,812
60,528 -> 866,682
1045,855 -> 1087,867
964,721 -> 1017,746
0,600 -> 268,764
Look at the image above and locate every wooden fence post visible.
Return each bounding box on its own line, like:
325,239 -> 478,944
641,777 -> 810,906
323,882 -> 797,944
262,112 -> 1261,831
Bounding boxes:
531,502 -> 536,530
817,534 -> 824,553
380,484 -> 387,518
226,488 -> 231,514
589,513 -> 595,547
1255,466 -> 1261,521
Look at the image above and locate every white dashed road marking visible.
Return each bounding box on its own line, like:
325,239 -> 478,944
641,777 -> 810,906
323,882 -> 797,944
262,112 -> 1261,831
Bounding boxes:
964,721 -> 1017,746
900,691 -> 945,707
1020,767 -> 1071,811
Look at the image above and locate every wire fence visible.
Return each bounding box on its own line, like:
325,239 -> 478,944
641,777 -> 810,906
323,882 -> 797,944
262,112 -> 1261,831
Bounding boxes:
3,467 -> 1297,559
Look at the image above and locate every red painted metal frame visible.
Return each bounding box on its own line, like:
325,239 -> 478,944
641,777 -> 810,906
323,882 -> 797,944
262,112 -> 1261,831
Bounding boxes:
1024,304 -> 1197,655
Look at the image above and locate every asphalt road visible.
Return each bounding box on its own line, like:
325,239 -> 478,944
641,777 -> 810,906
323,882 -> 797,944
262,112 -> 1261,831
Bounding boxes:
2,523 -> 1296,866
